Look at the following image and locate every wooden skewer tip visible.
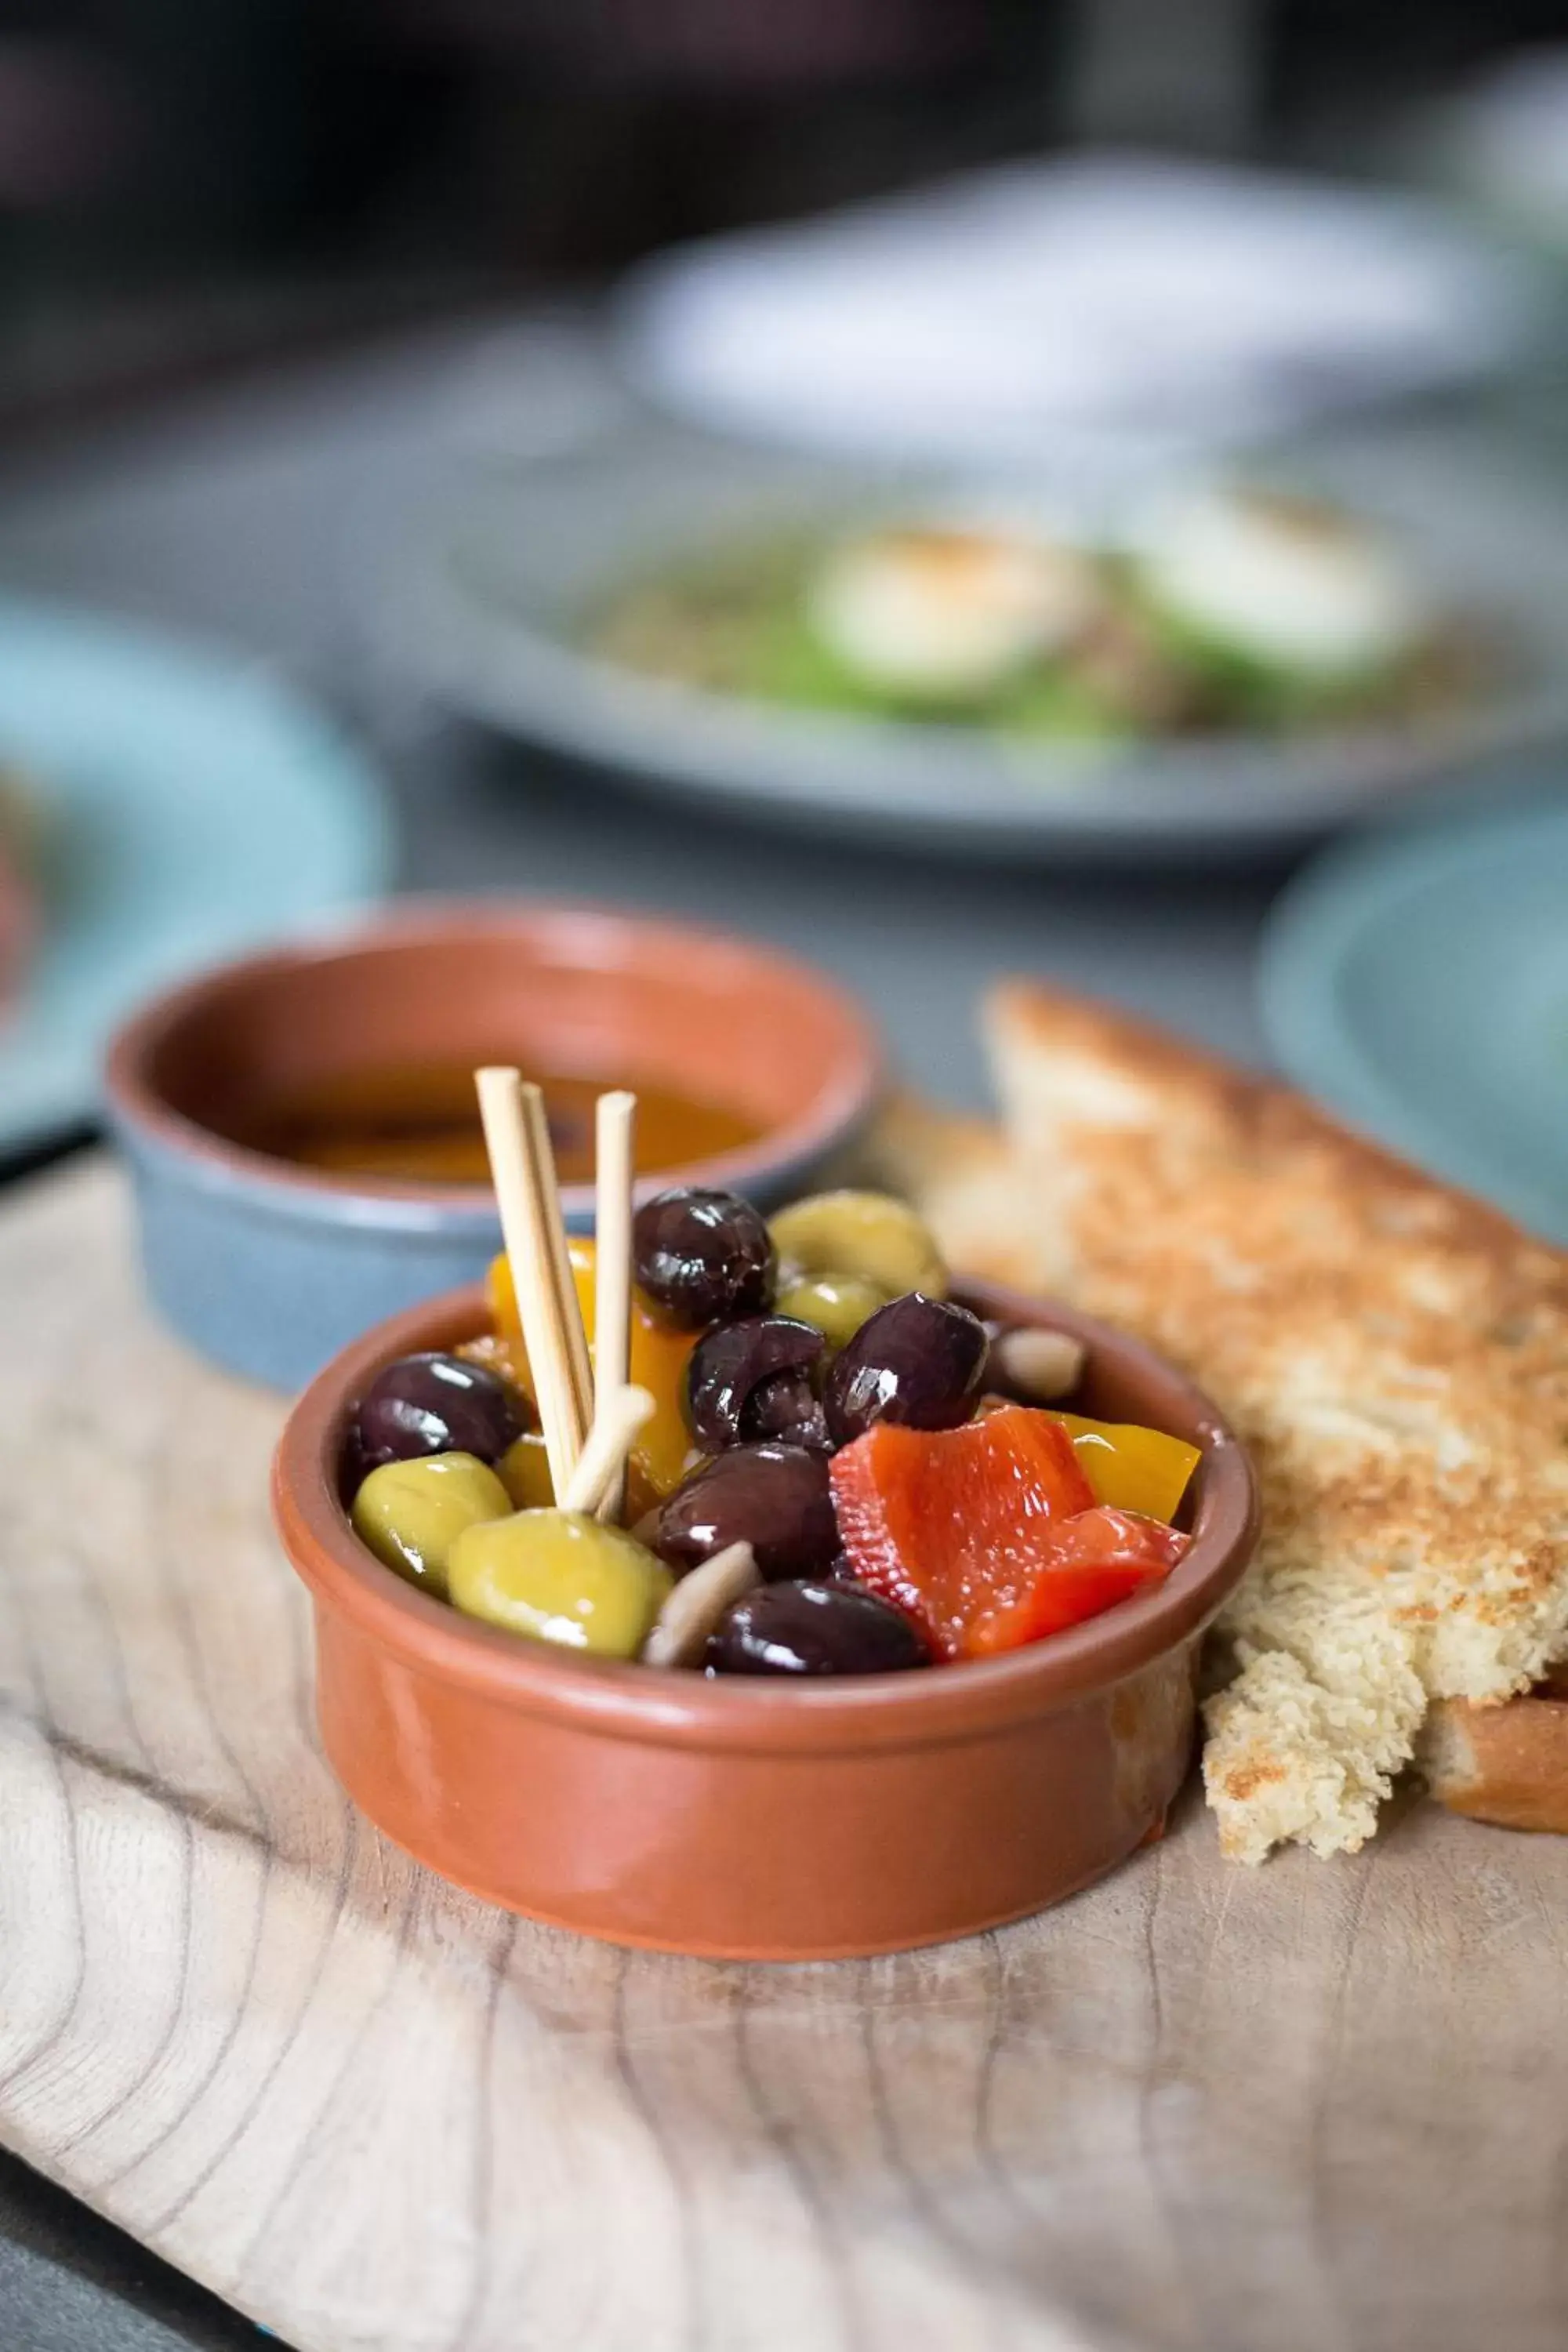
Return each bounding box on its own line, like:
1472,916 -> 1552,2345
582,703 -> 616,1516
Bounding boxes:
474,1065 -> 586,1499
561,1384 -> 655,1518
593,1091 -> 638,1519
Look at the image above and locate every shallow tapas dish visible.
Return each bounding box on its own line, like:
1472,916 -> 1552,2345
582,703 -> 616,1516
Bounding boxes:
103,901 -> 878,1390
273,1275 -> 1257,1960
395,416 -> 1568,865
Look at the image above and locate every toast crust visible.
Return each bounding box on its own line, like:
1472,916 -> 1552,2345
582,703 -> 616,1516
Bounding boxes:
992,980 -> 1566,1271
1422,1693 -> 1568,1834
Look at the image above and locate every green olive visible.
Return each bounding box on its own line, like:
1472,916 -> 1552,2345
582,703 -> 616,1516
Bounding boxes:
448,1509 -> 673,1659
350,1452 -> 511,1600
775,1272 -> 889,1352
768,1189 -> 948,1302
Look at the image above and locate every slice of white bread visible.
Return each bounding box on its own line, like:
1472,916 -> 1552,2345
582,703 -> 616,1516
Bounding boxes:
880,984 -> 1568,1863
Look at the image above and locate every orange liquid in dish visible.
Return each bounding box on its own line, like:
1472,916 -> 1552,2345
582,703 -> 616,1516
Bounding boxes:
236,1062 -> 760,1186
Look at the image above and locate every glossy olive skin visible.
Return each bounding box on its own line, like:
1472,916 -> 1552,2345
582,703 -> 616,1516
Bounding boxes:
653,1443 -> 840,1584
706,1580 -> 931,1676
448,1508 -> 672,1659
352,1352 -> 528,1475
822,1293 -> 990,1446
685,1316 -> 826,1450
632,1188 -> 776,1330
774,1272 -> 887,1353
743,1370 -> 829,1452
350,1451 -> 512,1600
768,1191 -> 947,1302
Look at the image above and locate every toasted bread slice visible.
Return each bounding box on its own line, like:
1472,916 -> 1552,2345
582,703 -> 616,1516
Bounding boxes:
880,986 -> 1568,1863
1421,1690 -> 1568,1834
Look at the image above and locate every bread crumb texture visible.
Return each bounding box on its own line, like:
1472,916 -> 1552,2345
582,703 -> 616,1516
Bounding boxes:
880,986 -> 1568,1861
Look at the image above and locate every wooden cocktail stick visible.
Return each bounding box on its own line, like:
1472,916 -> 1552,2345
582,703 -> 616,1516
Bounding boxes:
593,1091 -> 637,1522
517,1080 -> 594,1441
475,1066 -> 585,1499
641,1541 -> 760,1668
561,1385 -> 655,1519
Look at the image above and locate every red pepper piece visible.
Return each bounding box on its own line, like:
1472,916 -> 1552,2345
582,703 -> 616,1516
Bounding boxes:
830,1405 -> 1187,1662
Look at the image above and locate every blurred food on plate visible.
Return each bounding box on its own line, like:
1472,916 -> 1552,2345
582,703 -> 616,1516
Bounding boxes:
404,408 -> 1568,860
586,483 -> 1490,744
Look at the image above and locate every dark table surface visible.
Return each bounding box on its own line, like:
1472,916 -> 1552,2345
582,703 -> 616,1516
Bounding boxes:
1,313 -> 1548,2350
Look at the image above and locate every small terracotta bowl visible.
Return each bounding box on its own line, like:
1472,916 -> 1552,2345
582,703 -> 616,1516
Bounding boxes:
273,1277 -> 1258,1959
104,900 -> 879,1391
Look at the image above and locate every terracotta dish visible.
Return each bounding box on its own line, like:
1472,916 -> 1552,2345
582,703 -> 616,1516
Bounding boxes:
273,1276 -> 1258,1959
104,901 -> 878,1390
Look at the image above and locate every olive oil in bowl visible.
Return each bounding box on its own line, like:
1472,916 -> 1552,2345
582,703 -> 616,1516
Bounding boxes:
231,1062 -> 760,1188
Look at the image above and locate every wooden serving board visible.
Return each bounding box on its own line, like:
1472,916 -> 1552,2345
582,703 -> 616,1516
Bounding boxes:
4,1159 -> 1567,2352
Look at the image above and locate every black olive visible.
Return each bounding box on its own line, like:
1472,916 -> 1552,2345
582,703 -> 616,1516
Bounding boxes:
685,1315 -> 826,1449
632,1187 -> 775,1330
654,1443 -> 840,1584
822,1294 -> 989,1447
352,1353 -> 528,1479
706,1581 -> 931,1675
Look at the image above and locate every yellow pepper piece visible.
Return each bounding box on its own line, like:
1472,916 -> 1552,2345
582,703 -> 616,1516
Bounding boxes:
486,1240 -> 699,1501
495,1428 -> 556,1512
494,1425 -> 674,1524
1047,1412 -> 1200,1524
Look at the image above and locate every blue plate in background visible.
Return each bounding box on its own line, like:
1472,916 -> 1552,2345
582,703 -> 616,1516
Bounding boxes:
1260,791 -> 1568,1243
0,600 -> 394,1155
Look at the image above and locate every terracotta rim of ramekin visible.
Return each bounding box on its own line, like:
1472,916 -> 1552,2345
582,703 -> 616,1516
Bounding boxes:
273,1276 -> 1259,1755
103,898 -> 882,1224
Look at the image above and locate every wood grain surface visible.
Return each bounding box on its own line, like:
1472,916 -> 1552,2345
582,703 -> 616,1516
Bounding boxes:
3,1159 -> 1566,2352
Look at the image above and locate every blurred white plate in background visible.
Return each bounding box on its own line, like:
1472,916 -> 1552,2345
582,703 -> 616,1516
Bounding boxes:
617,155 -> 1540,479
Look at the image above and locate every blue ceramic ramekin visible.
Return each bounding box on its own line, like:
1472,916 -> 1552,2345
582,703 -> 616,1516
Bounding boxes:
104,901 -> 881,1391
